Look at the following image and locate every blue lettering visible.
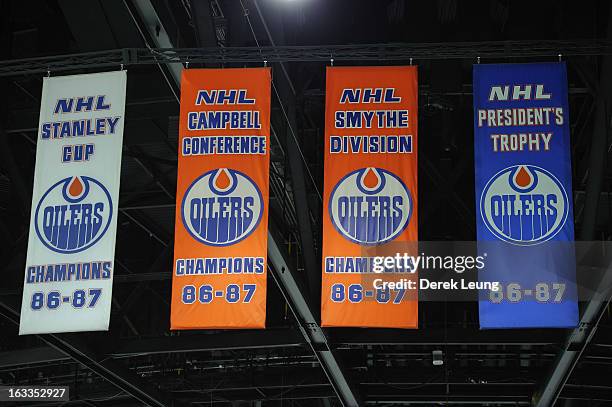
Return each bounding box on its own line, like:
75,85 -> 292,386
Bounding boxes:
340,89 -> 360,104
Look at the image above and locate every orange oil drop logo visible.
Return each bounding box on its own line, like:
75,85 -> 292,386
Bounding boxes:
68,177 -> 84,197
514,166 -> 532,188
362,167 -> 379,189
214,168 -> 231,190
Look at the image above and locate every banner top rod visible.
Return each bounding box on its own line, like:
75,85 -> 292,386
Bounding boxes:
1,40 -> 612,77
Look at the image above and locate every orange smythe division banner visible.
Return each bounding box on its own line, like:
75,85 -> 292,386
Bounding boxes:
322,66 -> 419,328
171,68 -> 271,329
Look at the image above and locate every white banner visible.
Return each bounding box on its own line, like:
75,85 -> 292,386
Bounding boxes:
19,71 -> 126,334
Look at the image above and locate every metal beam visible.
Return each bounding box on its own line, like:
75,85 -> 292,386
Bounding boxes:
122,5 -> 358,405
534,6 -> 612,406
248,0 -> 320,303
0,301 -> 170,407
267,226 -> 361,407
0,48 -> 171,404
129,0 -> 183,84
0,346 -> 68,369
189,0 -> 218,48
3,40 -> 612,76
332,327 -> 567,347
0,322 -> 584,370
112,328 -> 305,357
0,328 -> 304,369
532,260 -> 612,406
128,146 -> 176,200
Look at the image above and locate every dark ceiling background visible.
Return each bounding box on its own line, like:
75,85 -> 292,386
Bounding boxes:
0,0 -> 612,406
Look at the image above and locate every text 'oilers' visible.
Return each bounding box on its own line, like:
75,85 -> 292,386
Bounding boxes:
480,164 -> 569,245
181,168 -> 263,246
34,176 -> 113,254
329,167 -> 413,245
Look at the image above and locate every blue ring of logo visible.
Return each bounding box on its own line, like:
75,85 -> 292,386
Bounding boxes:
181,168 -> 264,247
328,167 -> 413,246
479,164 -> 569,246
34,176 -> 113,254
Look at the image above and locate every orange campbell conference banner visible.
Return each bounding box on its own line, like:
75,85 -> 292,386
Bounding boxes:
171,68 -> 271,329
322,66 -> 419,328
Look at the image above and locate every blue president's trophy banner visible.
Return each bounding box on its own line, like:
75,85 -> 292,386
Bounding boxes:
473,62 -> 578,328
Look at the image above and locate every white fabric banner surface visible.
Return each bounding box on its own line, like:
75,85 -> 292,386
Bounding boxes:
19,71 -> 126,334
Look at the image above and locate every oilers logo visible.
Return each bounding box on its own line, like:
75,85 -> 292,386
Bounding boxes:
181,168 -> 263,246
34,176 -> 113,254
329,167 -> 412,245
480,165 -> 569,245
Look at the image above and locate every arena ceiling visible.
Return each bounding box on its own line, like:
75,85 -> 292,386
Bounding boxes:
0,0 -> 612,406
